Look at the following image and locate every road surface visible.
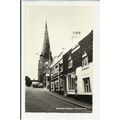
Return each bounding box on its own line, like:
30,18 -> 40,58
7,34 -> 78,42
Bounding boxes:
25,87 -> 91,113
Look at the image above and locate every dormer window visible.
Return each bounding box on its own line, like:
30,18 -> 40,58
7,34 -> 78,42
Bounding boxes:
68,55 -> 73,69
82,51 -> 88,67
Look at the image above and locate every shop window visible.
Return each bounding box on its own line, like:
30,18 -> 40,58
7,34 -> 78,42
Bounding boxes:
83,77 -> 91,92
68,75 -> 75,90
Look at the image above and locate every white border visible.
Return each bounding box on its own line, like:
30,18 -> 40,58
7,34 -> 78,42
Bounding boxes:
21,1 -> 99,120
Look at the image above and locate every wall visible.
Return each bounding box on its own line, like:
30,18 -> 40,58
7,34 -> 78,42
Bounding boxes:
76,62 -> 93,95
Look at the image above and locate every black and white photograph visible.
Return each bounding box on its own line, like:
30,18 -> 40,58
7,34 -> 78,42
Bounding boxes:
21,0 -> 99,119
2,0 -> 120,120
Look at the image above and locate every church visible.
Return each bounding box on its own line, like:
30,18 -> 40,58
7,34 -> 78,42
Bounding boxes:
38,22 -> 53,87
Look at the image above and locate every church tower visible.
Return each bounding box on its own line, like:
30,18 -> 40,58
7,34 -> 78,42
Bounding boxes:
38,22 -> 53,86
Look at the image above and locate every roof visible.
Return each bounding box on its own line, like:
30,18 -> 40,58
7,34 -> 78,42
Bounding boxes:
50,30 -> 93,68
50,50 -> 65,68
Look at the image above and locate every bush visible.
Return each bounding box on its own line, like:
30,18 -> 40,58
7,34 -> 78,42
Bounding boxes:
25,76 -> 32,87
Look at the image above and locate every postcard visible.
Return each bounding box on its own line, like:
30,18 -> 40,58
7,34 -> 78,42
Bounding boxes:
21,0 -> 99,120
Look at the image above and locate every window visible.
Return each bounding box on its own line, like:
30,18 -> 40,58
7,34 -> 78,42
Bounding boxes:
68,56 -> 73,68
68,60 -> 73,68
82,51 -> 88,67
51,68 -> 54,74
68,74 -> 75,90
55,82 -> 58,88
51,83 -> 54,89
83,77 -> 91,92
60,79 -> 63,87
59,63 -> 63,72
54,65 -> 59,74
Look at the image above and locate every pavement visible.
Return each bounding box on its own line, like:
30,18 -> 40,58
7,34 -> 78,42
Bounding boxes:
44,88 -> 92,110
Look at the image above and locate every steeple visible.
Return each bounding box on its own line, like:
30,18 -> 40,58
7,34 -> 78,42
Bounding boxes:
41,21 -> 51,60
38,22 -> 53,84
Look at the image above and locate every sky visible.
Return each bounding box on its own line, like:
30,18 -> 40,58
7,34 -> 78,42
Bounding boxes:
23,3 -> 95,80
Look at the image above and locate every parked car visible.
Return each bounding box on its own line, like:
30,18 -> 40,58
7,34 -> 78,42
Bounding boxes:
32,82 -> 39,88
32,82 -> 44,88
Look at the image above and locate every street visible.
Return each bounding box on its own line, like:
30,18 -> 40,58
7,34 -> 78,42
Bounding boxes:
25,87 -> 91,113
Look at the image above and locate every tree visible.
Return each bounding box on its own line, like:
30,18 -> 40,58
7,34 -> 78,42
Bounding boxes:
25,76 -> 32,87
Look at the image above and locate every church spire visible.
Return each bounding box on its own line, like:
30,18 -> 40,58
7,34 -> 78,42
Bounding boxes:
38,21 -> 53,84
41,21 -> 53,61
